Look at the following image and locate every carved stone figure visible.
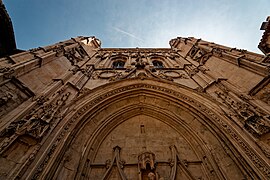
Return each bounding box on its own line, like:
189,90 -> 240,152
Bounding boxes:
138,152 -> 156,170
0,119 -> 26,137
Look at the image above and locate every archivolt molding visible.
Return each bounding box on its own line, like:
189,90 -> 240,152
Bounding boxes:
29,79 -> 270,179
75,96 -> 259,179
74,103 -> 224,179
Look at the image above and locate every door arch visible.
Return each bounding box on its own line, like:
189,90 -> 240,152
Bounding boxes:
28,78 -> 270,179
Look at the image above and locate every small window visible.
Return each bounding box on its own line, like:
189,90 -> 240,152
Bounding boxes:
152,60 -> 163,68
112,61 -> 125,68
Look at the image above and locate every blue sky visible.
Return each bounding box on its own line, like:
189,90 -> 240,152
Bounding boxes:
3,0 -> 270,53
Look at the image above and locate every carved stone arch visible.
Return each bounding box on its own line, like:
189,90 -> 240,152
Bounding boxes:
110,54 -> 128,61
26,78 -> 270,179
73,104 -> 224,179
149,54 -> 165,60
70,97 -> 256,179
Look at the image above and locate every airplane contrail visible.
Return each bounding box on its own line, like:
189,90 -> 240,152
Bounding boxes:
113,26 -> 144,42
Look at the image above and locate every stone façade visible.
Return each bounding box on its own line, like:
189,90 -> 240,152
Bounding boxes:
0,4 -> 270,179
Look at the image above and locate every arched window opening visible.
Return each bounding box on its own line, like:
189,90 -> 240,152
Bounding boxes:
152,60 -> 163,68
112,61 -> 125,68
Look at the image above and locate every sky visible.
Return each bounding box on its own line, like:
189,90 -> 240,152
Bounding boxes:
3,0 -> 270,53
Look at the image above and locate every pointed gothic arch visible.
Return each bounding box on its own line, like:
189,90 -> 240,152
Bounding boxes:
23,78 -> 270,179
